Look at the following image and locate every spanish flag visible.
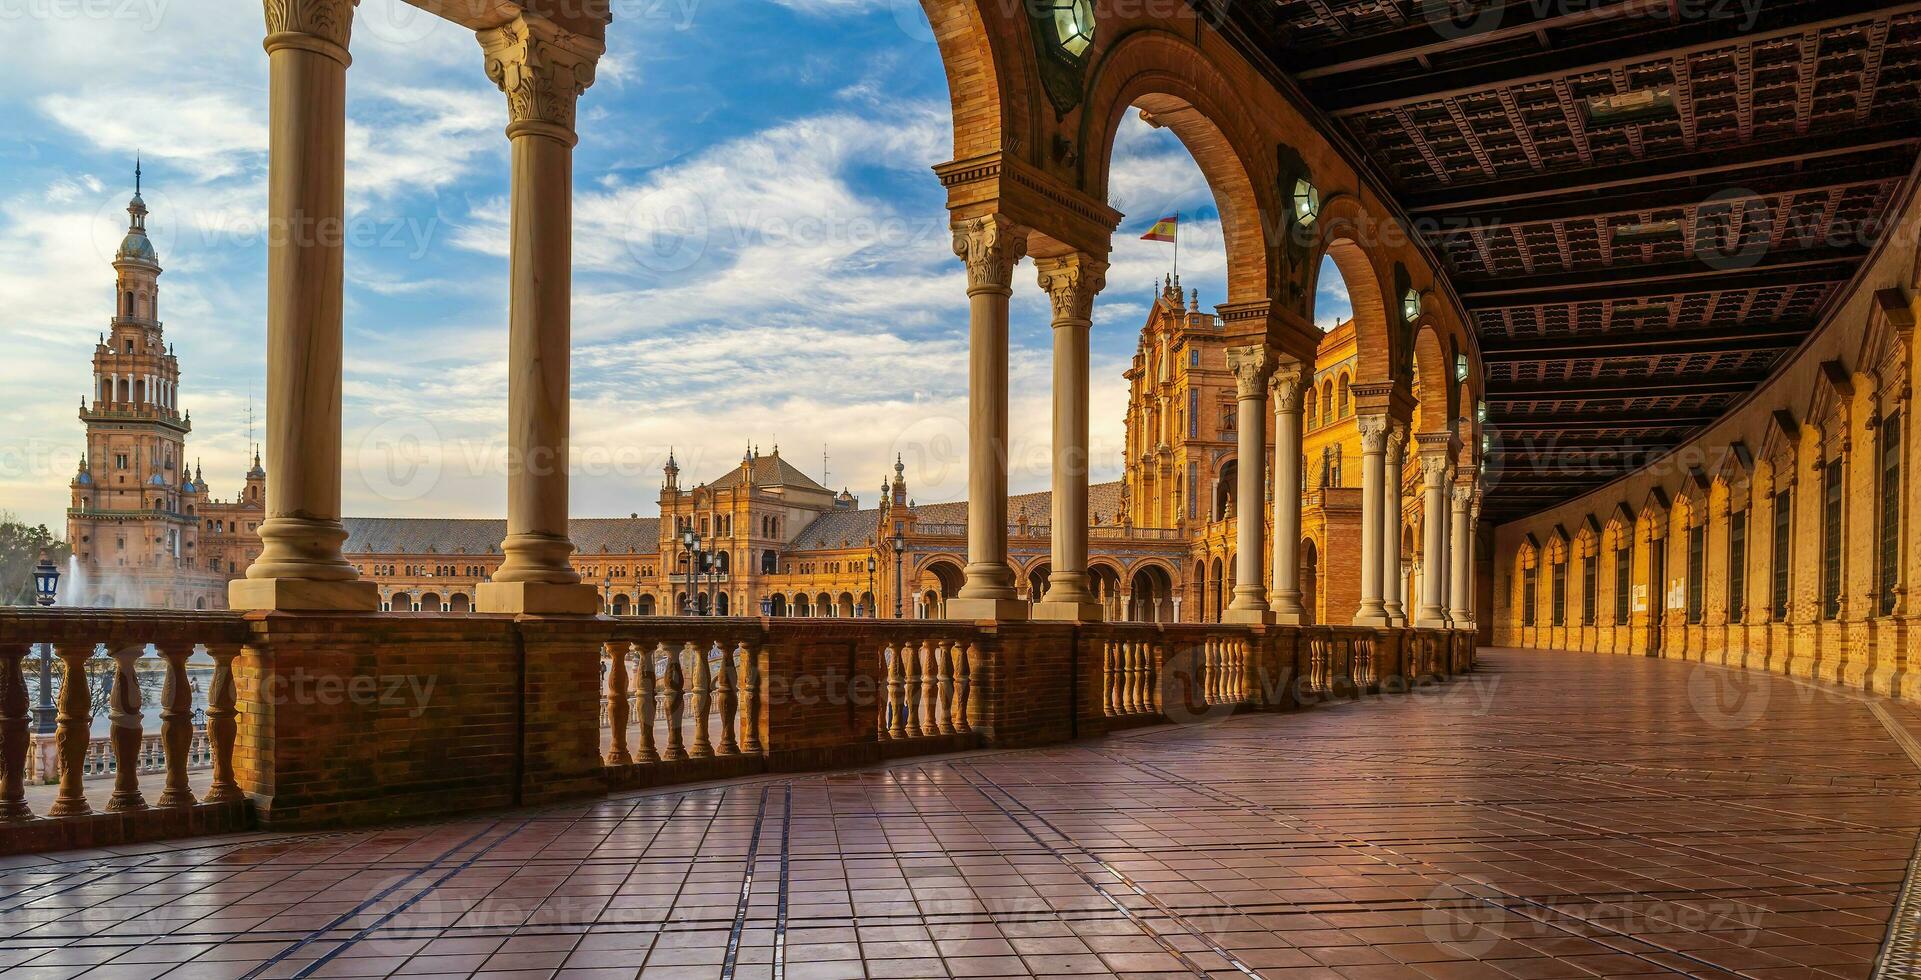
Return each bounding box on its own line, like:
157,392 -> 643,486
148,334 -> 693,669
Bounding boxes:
1140,214 -> 1179,243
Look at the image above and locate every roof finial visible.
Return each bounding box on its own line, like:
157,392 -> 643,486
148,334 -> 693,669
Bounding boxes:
135,153 -> 141,195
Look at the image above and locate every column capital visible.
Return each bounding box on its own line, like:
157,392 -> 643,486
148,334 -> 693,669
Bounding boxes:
1225,345 -> 1272,399
1357,413 -> 1390,452
1385,420 -> 1408,455
1034,252 -> 1107,323
952,215 -> 1027,294
1451,482 -> 1475,506
1419,453 -> 1450,484
263,0 -> 357,60
479,14 -> 603,140
1267,360 -> 1308,412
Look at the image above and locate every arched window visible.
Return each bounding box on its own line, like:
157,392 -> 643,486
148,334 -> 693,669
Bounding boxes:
760,549 -> 777,574
1303,388 -> 1316,429
1320,381 -> 1334,427
1337,374 -> 1351,417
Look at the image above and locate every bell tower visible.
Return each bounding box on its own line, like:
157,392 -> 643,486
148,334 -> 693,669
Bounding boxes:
69,164 -> 194,603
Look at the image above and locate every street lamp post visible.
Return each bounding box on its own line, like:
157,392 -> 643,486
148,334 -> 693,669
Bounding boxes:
602,576 -> 612,616
680,528 -> 700,616
31,551 -> 59,734
891,531 -> 906,619
865,555 -> 876,618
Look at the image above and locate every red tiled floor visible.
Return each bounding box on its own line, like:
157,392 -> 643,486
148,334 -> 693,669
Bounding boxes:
2,649 -> 1918,979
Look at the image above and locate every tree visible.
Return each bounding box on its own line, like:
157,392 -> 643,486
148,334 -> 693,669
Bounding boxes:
0,514 -> 72,606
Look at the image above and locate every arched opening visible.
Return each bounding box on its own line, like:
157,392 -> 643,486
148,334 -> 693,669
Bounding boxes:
449,593 -> 471,614
769,594 -> 787,616
637,595 -> 656,616
419,591 -> 442,612
610,594 -> 628,616
1315,235 -> 1394,385
859,591 -> 875,618
1025,561 -> 1051,611
836,592 -> 854,618
760,549 -> 777,574
792,593 -> 810,617
1213,460 -> 1237,521
817,592 -> 834,617
1128,564 -> 1175,623
1208,556 -> 1225,623
919,559 -> 965,618
1089,562 -> 1125,620
716,592 -> 730,616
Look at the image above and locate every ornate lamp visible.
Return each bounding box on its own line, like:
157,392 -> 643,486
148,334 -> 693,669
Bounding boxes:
1048,0 -> 1095,59
32,550 -> 59,607
1291,178 -> 1320,226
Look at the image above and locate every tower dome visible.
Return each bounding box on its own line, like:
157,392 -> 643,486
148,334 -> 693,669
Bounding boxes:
116,159 -> 159,266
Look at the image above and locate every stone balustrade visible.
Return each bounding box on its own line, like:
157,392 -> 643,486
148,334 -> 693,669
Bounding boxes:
0,607 -> 1472,854
0,609 -> 252,852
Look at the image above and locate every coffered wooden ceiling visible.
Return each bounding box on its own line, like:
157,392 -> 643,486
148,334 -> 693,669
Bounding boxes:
1209,0 -> 1921,522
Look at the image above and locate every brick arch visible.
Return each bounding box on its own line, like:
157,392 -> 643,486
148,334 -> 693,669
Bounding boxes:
1081,29 -> 1275,303
1312,217 -> 1392,387
919,0 -> 1028,162
1412,322 -> 1454,435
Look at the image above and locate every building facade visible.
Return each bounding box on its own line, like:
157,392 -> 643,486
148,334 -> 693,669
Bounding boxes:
66,196 -> 1394,622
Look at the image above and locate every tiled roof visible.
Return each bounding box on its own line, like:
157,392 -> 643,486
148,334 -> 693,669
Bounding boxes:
790,509 -> 880,550
703,454 -> 830,494
913,480 -> 1125,528
343,517 -> 661,556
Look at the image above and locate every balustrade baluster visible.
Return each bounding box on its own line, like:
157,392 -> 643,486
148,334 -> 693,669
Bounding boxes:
964,642 -> 986,732
953,643 -> 973,734
1,644 -> 29,822
885,643 -> 905,740
1113,642 -> 1130,715
919,641 -> 938,735
48,644 -> 94,817
156,645 -> 194,807
1101,642 -> 1117,716
689,642 -> 714,758
1150,643 -> 1164,713
903,641 -> 923,738
739,645 -> 762,754
634,644 -> 659,763
605,643 -> 632,767
716,642 -> 740,756
1130,642 -> 1148,714
107,644 -> 145,811
203,644 -> 241,803
662,643 -> 686,761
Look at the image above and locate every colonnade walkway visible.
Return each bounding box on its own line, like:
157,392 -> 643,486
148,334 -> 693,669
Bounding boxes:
2,649 -> 1919,979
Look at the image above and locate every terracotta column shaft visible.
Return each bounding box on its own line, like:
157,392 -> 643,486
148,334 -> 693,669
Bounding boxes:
947,215 -> 1027,621
233,0 -> 376,612
1270,363 -> 1307,624
1035,254 -> 1106,622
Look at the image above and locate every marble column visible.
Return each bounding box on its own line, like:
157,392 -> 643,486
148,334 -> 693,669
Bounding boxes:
1354,415 -> 1390,626
946,215 -> 1028,621
233,0 -> 378,612
1415,436 -> 1452,627
475,14 -> 603,616
1269,362 -> 1308,624
1034,253 -> 1107,622
1449,479 -> 1474,627
1382,422 -> 1408,626
1224,346 -> 1273,623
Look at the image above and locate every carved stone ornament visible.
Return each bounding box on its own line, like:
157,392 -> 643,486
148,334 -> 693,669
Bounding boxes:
1452,483 -> 1474,506
1268,362 -> 1306,412
1225,345 -> 1272,399
1357,414 -> 1389,452
1420,453 -> 1451,483
263,0 -> 357,51
1036,253 -> 1107,323
952,215 -> 1027,293
479,15 -> 602,134
1386,421 -> 1408,455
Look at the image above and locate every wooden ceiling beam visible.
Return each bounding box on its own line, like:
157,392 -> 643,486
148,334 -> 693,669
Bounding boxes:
1478,325 -> 1807,361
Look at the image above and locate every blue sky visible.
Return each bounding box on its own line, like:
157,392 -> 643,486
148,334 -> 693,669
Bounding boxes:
0,0 -> 1350,531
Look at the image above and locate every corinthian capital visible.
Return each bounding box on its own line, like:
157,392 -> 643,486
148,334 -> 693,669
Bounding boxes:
1225,345 -> 1272,399
1357,414 -> 1389,453
1386,421 -> 1408,455
952,215 -> 1027,294
263,0 -> 357,54
1267,361 -> 1307,412
479,14 -> 603,137
1035,253 -> 1107,323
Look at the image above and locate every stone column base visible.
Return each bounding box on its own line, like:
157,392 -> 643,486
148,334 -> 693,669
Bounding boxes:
230,578 -> 379,612
30,732 -> 58,785
1272,610 -> 1307,626
1353,613 -> 1392,628
1415,616 -> 1451,629
1223,608 -> 1276,625
944,597 -> 1030,621
477,582 -> 602,616
1032,600 -> 1105,623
